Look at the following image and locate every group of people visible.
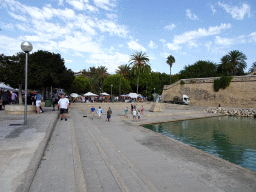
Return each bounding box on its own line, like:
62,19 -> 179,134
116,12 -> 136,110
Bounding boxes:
90,106 -> 112,123
126,104 -> 144,122
0,90 -> 18,109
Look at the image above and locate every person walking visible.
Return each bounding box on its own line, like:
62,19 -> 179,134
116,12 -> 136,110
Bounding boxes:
57,93 -> 69,121
141,105 -> 144,115
106,107 -> 112,123
137,110 -> 141,122
52,91 -> 59,111
11,91 -> 17,104
97,107 -> 103,119
131,104 -> 133,114
124,107 -> 128,118
35,91 -> 43,114
133,109 -> 137,122
91,106 -> 95,119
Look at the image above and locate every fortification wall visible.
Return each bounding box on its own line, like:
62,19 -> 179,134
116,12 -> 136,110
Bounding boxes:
162,75 -> 256,108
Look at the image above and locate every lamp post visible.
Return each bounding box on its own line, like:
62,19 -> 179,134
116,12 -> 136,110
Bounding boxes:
154,88 -> 155,102
111,85 -> 113,102
21,41 -> 33,125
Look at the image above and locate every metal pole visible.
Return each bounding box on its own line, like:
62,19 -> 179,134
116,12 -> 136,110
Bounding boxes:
111,85 -> 112,102
24,52 -> 28,125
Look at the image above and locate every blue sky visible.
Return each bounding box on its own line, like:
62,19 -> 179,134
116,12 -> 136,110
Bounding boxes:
0,0 -> 255,75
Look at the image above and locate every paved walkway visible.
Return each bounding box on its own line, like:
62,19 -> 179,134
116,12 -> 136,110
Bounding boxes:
0,104 -> 256,191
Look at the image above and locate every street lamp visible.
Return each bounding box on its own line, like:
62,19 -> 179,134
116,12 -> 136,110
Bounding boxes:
111,85 -> 113,102
154,88 -> 155,102
21,41 -> 33,125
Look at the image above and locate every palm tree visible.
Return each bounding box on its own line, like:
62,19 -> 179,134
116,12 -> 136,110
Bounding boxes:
116,64 -> 131,96
220,50 -> 247,76
166,55 -> 175,84
129,52 -> 150,94
248,62 -> 256,74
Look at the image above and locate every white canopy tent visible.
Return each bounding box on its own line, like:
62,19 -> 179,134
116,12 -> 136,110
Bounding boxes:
0,83 -> 15,91
100,92 -> 109,96
128,93 -> 139,98
70,93 -> 79,97
84,92 -> 98,96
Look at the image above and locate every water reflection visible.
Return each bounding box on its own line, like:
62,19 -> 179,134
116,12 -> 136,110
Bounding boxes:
143,116 -> 256,172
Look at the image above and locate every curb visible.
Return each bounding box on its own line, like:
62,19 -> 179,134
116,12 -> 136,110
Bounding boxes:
15,112 -> 59,192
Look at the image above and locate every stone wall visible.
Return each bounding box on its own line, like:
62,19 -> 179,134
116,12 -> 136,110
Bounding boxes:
162,75 -> 256,108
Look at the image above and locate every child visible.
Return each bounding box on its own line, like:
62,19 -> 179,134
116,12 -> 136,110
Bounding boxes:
133,109 -> 137,122
137,110 -> 141,122
141,105 -> 144,115
97,107 -> 103,119
124,107 -> 128,118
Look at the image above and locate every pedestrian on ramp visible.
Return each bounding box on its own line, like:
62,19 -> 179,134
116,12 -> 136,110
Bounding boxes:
57,93 -> 69,121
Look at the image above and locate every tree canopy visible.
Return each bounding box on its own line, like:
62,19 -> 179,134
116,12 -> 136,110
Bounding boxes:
179,60 -> 218,79
0,51 -> 74,91
217,50 -> 247,76
71,76 -> 91,94
103,74 -> 132,95
129,51 -> 150,94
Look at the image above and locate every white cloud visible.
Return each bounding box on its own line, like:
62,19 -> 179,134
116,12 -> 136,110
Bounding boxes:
97,19 -> 128,37
148,41 -> 157,49
173,23 -> 232,45
218,2 -> 251,20
249,32 -> 256,42
106,13 -> 118,20
86,52 -> 130,73
0,35 -> 22,55
210,4 -> 217,15
58,32 -> 101,53
73,52 -> 84,57
152,68 -> 158,72
186,9 -> 198,20
164,24 -> 176,30
127,40 -> 146,51
215,36 -> 233,46
93,0 -> 116,11
8,12 -> 27,22
204,41 -> 213,51
215,35 -> 247,46
65,59 -> 73,63
166,43 -> 181,50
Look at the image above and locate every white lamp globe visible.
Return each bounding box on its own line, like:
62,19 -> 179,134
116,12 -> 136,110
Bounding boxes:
21,41 -> 33,53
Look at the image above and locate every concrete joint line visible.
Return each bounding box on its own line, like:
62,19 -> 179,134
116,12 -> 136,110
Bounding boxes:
83,114 -> 158,192
77,113 -> 129,192
70,114 -> 87,192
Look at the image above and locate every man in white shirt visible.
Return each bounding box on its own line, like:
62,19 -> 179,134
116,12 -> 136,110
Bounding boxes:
57,93 -> 70,121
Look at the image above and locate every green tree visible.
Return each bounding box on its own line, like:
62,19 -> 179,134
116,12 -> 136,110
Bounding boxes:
129,52 -> 150,94
71,76 -> 91,94
116,64 -> 131,97
248,62 -> 256,74
179,60 -> 218,79
166,55 -> 175,84
103,74 -> 132,95
218,50 -> 247,76
82,66 -> 109,93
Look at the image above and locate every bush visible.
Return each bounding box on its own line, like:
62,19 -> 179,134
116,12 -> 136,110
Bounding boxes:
180,80 -> 185,85
214,76 -> 233,92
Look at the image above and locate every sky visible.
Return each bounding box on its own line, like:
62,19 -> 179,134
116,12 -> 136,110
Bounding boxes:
0,0 -> 255,75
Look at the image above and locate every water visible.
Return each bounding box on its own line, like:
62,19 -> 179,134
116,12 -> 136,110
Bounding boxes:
143,116 -> 256,172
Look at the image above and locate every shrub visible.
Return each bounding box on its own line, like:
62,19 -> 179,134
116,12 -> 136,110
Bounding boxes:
180,80 -> 185,85
190,80 -> 196,84
214,76 -> 233,92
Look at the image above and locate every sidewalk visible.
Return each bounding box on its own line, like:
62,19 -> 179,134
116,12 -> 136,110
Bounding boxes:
1,104 -> 255,192
0,107 -> 58,192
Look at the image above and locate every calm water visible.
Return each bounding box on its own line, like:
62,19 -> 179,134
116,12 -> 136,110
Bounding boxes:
143,116 -> 256,172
